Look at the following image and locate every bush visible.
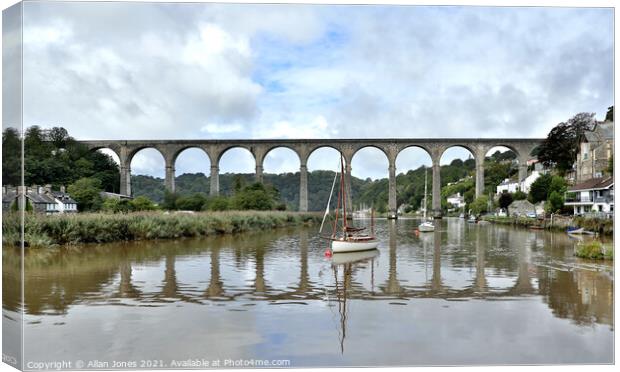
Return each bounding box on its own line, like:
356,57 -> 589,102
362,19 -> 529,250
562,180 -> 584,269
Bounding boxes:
130,196 -> 158,211
575,241 -> 613,260
469,196 -> 489,215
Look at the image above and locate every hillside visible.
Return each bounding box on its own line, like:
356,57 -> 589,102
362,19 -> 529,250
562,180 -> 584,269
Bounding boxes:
132,150 -> 517,212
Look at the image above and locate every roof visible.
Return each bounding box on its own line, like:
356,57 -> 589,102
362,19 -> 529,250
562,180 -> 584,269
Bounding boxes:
26,192 -> 57,204
508,199 -> 535,209
568,177 -> 613,192
51,191 -> 77,204
583,121 -> 613,143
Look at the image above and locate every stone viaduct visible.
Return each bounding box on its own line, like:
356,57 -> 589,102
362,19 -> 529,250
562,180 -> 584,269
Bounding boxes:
79,138 -> 543,218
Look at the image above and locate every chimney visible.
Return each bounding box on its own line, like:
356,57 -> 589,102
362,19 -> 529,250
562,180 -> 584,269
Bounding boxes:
44,184 -> 52,193
60,185 -> 66,193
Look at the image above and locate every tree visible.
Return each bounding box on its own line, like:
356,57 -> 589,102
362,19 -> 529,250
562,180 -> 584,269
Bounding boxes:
498,193 -> 513,212
528,173 -> 552,203
231,183 -> 276,210
67,177 -> 104,211
130,196 -> 157,211
205,196 -> 229,211
175,193 -> 208,211
536,113 -> 595,175
469,196 -> 489,215
513,190 -> 527,200
2,127 -> 21,186
162,191 -> 178,210
605,106 -> 613,122
546,191 -> 564,214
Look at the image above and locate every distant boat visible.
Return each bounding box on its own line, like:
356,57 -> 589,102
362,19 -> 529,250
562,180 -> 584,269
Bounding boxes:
418,168 -> 435,232
459,213 -> 465,219
567,227 -> 595,235
319,155 -> 379,253
468,215 -> 477,224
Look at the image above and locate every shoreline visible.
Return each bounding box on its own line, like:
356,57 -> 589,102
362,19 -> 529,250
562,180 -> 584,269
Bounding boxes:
482,215 -> 613,236
2,211 -> 322,249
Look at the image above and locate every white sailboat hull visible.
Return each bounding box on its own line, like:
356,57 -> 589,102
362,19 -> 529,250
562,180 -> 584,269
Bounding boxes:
418,222 -> 435,232
332,239 -> 379,253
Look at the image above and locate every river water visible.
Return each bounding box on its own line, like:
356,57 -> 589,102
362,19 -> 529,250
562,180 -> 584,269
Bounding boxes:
2,218 -> 614,368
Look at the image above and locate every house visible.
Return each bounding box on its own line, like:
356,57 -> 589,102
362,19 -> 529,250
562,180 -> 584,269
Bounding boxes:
446,192 -> 466,210
508,199 -> 536,217
496,171 -> 542,195
564,177 -> 613,217
2,185 -> 78,214
574,121 -> 613,183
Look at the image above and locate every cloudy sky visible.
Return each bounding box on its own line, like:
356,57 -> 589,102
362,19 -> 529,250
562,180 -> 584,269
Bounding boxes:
8,2 -> 614,179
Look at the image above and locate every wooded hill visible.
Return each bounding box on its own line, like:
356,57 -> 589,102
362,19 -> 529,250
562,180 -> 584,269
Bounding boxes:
132,150 -> 517,212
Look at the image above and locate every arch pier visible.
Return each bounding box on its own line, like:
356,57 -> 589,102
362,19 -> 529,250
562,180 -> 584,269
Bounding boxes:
82,138 -> 541,217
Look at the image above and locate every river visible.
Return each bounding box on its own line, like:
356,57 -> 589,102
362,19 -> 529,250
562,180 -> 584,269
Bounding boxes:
2,218 -> 614,368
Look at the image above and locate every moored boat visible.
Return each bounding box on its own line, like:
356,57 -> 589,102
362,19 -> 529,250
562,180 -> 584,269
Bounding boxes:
319,155 -> 379,253
417,168 -> 435,232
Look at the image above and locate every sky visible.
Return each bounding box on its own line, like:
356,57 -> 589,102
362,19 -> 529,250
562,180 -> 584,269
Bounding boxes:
4,2 -> 614,179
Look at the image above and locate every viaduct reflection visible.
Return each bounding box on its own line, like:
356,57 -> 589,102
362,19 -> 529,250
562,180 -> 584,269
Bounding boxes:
3,223 -> 612,328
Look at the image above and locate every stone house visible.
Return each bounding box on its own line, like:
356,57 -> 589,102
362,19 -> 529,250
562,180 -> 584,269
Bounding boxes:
574,120 -> 613,183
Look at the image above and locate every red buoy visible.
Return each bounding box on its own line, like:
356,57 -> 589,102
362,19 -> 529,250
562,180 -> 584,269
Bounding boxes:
324,249 -> 332,257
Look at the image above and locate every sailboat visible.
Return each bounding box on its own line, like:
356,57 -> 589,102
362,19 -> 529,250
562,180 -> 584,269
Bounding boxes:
418,167 -> 435,232
320,155 -> 379,253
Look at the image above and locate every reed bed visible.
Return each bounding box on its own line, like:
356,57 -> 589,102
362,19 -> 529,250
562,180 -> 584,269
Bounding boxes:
3,211 -> 321,248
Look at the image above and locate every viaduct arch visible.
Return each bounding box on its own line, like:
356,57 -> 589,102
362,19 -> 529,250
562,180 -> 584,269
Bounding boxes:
81,138 -> 542,217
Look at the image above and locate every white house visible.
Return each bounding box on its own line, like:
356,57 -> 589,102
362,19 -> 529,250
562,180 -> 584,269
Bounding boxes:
565,177 -> 613,217
446,192 -> 466,210
496,170 -> 542,195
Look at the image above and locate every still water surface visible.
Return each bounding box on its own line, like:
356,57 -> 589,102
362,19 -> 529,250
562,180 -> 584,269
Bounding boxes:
3,218 -> 614,367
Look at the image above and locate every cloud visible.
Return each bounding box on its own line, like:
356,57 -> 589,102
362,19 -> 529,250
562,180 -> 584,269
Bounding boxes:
15,3 -> 613,179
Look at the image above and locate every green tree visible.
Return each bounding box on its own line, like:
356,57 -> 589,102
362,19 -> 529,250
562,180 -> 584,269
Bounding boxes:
469,196 -> 489,215
205,196 -> 230,211
537,113 -> 594,175
528,173 -> 552,203
162,191 -> 178,210
67,177 -> 104,211
498,193 -> 513,212
546,191 -> 564,214
605,106 -> 613,122
231,183 -> 276,210
175,193 -> 208,211
2,127 -> 21,186
513,190 -> 528,200
130,196 -> 158,211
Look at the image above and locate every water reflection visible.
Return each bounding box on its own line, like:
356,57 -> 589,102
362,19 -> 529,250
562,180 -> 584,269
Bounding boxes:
3,219 -> 614,365
331,249 -> 380,354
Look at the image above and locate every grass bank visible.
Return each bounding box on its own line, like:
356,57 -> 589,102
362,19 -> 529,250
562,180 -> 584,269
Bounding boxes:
575,241 -> 614,260
3,211 -> 322,248
482,215 -> 613,235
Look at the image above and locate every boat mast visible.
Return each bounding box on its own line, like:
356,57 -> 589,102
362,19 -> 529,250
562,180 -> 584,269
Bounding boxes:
340,154 -> 348,232
423,167 -> 428,220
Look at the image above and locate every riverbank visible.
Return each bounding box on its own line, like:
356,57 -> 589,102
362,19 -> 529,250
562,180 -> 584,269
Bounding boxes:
2,211 -> 322,248
482,215 -> 613,235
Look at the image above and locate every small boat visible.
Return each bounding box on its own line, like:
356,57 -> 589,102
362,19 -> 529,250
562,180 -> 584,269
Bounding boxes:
319,155 -> 379,254
567,227 -> 595,235
459,213 -> 465,219
468,215 -> 477,224
417,168 -> 435,232
529,225 -> 544,230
